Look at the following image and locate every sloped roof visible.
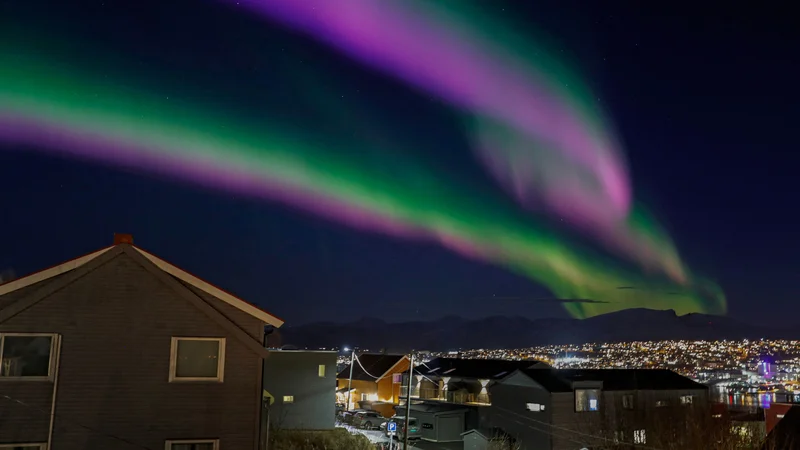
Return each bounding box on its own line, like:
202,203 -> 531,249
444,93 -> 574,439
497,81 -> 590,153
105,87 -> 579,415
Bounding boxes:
415,357 -> 547,380
337,353 -> 408,381
763,405 -> 800,450
512,368 -> 707,392
0,243 -> 282,327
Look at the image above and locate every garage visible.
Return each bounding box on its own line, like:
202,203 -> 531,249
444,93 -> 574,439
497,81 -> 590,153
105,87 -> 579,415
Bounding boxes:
395,403 -> 468,442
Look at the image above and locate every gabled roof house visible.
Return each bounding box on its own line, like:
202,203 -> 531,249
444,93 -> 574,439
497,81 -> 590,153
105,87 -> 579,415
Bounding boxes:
0,234 -> 283,450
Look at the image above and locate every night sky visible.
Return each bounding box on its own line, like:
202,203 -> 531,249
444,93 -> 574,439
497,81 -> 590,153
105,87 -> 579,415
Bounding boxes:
0,1 -> 797,326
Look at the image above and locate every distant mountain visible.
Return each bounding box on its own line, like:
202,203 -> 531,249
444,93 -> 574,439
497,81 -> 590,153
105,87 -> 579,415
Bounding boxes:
274,308 -> 795,352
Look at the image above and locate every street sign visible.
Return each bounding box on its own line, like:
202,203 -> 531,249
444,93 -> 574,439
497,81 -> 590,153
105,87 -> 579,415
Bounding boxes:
387,422 -> 397,433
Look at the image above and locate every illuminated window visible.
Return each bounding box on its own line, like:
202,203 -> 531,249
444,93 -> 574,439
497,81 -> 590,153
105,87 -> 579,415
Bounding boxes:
283,395 -> 294,403
680,395 -> 693,405
575,389 -> 600,412
655,400 -> 669,407
634,429 -> 646,444
393,373 -> 403,383
166,439 -> 219,450
526,403 -> 545,412
318,365 -> 326,377
169,337 -> 225,382
0,334 -> 55,379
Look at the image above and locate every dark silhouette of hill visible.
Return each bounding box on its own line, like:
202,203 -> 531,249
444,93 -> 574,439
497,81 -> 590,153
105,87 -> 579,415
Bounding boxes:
278,308 -> 793,352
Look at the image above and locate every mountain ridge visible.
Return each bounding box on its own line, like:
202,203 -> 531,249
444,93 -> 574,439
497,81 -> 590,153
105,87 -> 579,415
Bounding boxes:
273,308 -> 791,352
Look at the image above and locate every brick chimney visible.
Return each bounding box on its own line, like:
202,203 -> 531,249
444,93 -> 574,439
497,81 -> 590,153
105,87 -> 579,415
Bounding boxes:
113,233 -> 134,245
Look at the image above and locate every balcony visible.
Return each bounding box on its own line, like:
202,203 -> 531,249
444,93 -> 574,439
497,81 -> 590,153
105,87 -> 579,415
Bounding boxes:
400,387 -> 490,405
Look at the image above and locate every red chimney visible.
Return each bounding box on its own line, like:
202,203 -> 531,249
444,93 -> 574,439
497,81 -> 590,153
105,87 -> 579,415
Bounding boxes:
113,233 -> 134,245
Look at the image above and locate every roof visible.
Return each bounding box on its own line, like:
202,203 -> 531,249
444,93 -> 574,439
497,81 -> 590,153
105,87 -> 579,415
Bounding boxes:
394,402 -> 469,415
0,243 -> 283,327
510,368 -> 707,392
460,427 -> 509,439
337,353 -> 408,381
763,405 -> 800,450
414,357 -> 548,380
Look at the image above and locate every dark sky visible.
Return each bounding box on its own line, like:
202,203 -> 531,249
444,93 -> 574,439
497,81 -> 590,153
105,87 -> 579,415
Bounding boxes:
1,0 -> 798,326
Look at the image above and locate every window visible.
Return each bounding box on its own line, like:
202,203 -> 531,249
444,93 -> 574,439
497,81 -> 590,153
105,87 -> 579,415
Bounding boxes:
283,395 -> 294,403
165,439 -> 219,450
680,395 -> 694,405
575,389 -> 600,412
318,364 -> 325,377
525,403 -> 544,412
361,393 -> 369,401
634,429 -> 646,444
392,373 -> 403,383
0,334 -> 55,379
169,337 -> 225,382
0,445 -> 47,449
655,400 -> 669,407
622,394 -> 635,409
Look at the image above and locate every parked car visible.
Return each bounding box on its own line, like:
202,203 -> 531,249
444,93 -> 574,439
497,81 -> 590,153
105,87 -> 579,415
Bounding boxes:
353,410 -> 384,429
384,416 -> 421,441
342,408 -> 371,425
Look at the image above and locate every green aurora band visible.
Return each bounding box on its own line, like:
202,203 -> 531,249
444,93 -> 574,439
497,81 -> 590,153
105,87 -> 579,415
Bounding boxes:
0,45 -> 726,319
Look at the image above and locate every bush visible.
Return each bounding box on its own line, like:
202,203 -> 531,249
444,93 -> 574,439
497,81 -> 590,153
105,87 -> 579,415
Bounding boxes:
270,428 -> 374,450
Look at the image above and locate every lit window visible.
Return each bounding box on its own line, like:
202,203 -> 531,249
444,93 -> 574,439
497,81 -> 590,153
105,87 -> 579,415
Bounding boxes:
655,400 -> 669,407
318,365 -> 326,377
169,337 -> 225,382
622,394 -> 635,409
0,334 -> 55,379
680,395 -> 693,405
575,389 -> 600,412
165,439 -> 219,450
283,395 -> 294,403
634,429 -> 646,444
526,403 -> 545,412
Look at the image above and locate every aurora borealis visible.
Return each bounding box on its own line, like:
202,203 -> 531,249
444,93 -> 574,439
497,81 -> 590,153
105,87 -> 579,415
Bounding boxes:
0,5 -> 726,319
236,0 -> 689,285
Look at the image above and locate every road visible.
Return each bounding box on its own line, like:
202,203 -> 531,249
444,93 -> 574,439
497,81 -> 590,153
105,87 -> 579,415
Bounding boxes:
337,424 -> 463,450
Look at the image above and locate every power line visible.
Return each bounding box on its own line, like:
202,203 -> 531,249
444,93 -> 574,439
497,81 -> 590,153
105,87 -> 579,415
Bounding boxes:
353,353 -> 384,379
0,393 -> 156,450
493,405 -> 662,450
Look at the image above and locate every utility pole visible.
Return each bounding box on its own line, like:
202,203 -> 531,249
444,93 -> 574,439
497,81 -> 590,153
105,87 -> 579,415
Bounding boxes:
346,348 -> 355,411
403,353 -> 414,450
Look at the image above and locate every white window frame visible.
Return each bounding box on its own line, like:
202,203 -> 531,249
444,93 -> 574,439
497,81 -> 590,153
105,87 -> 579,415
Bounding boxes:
169,337 -> 226,382
0,333 -> 58,381
165,439 -> 219,450
0,444 -> 47,449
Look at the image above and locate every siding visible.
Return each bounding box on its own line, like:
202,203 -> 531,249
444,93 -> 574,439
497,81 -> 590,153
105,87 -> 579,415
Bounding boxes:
0,251 -> 264,450
263,351 -> 336,430
488,382 -> 552,450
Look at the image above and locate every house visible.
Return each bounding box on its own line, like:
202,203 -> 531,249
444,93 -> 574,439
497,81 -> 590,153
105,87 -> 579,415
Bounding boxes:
762,404 -> 800,449
262,349 -> 337,430
0,234 -> 283,450
404,357 -> 550,406
336,353 -> 409,417
393,402 -> 471,443
393,358 -> 549,442
486,368 -> 709,450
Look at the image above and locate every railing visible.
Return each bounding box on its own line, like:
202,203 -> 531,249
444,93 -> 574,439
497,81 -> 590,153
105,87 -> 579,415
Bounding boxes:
399,387 -> 491,405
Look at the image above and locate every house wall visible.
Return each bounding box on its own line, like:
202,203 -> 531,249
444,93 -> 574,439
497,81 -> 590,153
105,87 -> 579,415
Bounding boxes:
263,351 -> 337,430
0,252 -> 264,450
487,382 -> 552,450
549,388 -> 710,450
